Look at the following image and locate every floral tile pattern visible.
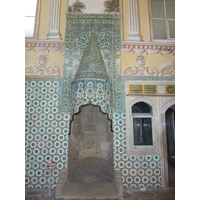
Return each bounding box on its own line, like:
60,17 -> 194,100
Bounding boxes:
64,14 -> 122,110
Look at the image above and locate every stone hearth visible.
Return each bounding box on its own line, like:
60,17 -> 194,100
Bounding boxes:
55,105 -> 123,200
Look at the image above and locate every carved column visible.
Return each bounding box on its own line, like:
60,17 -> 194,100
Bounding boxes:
46,0 -> 61,40
128,0 -> 141,41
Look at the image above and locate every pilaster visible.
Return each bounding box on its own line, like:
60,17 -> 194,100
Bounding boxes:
128,0 -> 141,41
46,0 -> 61,40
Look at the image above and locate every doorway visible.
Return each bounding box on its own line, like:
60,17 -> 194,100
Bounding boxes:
165,105 -> 175,187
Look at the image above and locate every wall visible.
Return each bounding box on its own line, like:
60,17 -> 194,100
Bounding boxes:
25,0 -> 67,76
25,78 -> 69,188
25,0 -> 175,189
37,0 -> 66,40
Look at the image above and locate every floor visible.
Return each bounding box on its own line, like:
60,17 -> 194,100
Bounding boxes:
168,165 -> 175,187
60,182 -> 119,199
25,187 -> 175,200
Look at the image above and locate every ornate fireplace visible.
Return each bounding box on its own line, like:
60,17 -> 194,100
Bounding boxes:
55,33 -> 123,199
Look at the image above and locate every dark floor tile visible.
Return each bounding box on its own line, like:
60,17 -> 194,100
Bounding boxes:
25,197 -> 42,200
124,191 -> 134,199
154,193 -> 175,200
168,191 -> 175,197
138,199 -> 153,200
26,191 -> 42,195
133,191 -> 155,199
25,187 -> 175,200
128,196 -> 140,200
152,189 -> 169,194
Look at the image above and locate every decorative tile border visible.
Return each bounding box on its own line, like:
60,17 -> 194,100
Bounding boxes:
64,13 -> 122,110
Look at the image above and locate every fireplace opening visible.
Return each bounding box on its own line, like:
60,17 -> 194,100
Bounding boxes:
68,104 -> 114,182
55,104 -> 124,199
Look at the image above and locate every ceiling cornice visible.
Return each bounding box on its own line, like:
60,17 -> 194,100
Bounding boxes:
25,39 -> 175,55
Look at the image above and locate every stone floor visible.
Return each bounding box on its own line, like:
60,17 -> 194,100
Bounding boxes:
25,187 -> 175,200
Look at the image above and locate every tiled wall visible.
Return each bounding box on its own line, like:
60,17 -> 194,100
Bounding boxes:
71,80 -> 112,118
25,78 -> 162,189
112,112 -> 161,188
25,13 -> 162,190
25,79 -> 69,188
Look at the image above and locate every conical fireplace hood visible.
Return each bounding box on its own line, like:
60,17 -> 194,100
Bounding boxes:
74,32 -> 108,81
70,32 -> 112,121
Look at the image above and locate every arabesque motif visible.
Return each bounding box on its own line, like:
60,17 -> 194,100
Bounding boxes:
25,55 -> 60,77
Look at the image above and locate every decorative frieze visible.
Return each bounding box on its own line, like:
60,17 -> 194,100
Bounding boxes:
121,41 -> 175,55
124,55 -> 159,77
25,55 -> 60,77
124,55 -> 175,77
159,63 -> 175,77
25,40 -> 64,51
25,40 -> 174,54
